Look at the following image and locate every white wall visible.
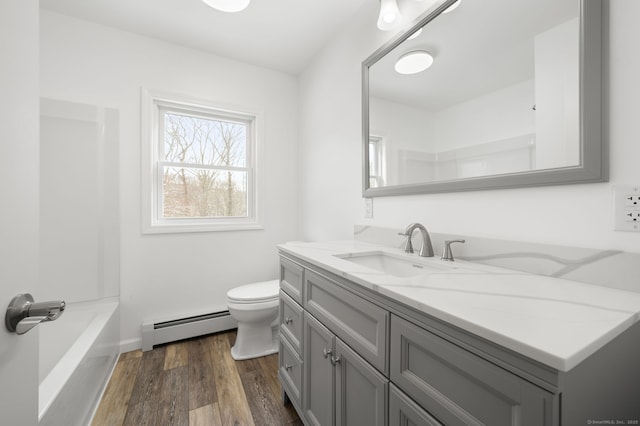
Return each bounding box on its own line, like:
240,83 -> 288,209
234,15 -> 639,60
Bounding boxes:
299,0 -> 640,253
433,80 -> 535,152
372,81 -> 535,183
534,18 -> 580,169
40,11 -> 300,348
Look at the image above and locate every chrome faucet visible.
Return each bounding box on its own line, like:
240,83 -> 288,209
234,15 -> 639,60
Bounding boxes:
398,223 -> 434,257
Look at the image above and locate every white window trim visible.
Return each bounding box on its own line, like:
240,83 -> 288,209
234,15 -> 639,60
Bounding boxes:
141,88 -> 264,234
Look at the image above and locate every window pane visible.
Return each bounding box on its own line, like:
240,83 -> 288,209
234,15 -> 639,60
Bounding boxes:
369,141 -> 378,175
163,113 -> 247,167
162,166 -> 248,218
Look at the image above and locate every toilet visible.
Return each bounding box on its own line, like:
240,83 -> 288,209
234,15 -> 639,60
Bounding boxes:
226,279 -> 280,360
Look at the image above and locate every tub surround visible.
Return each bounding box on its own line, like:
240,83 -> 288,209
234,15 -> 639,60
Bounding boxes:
278,239 -> 640,372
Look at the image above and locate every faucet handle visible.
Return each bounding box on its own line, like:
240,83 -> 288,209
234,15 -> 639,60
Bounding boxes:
398,232 -> 414,253
441,239 -> 465,262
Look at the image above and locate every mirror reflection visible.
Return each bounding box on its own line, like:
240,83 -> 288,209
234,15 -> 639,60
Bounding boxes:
367,0 -> 581,188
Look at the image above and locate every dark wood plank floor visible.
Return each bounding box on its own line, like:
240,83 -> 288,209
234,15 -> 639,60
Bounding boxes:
92,330 -> 302,426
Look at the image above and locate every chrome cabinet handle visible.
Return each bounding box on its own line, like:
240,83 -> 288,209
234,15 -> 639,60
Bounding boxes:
5,293 -> 66,335
330,355 -> 341,366
284,317 -> 293,325
323,348 -> 332,359
285,364 -> 293,371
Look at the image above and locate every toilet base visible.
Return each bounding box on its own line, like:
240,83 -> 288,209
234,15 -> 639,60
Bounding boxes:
230,323 -> 279,361
230,341 -> 278,361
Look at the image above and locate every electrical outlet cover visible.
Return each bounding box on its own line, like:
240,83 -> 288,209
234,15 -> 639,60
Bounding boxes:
364,198 -> 373,219
614,185 -> 640,232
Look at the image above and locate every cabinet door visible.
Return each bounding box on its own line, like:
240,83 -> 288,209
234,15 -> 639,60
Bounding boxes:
390,315 -> 556,426
304,312 -> 335,426
389,384 -> 443,426
335,338 -> 388,426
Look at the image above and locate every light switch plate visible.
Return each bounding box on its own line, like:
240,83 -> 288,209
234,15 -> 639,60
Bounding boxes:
613,185 -> 640,232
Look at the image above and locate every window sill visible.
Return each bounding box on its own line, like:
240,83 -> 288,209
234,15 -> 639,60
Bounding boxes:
142,220 -> 264,234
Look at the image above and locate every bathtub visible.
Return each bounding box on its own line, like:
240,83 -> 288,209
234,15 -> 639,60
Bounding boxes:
39,298 -> 119,426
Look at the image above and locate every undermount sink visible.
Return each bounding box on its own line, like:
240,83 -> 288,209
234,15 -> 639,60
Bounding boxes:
335,251 -> 457,278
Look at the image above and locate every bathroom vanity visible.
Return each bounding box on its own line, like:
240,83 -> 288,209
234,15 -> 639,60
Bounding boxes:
277,240 -> 640,426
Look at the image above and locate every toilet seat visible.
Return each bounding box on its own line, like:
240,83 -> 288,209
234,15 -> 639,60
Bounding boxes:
226,280 -> 279,304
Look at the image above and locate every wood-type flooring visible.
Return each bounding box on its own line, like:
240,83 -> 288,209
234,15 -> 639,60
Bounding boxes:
92,330 -> 301,426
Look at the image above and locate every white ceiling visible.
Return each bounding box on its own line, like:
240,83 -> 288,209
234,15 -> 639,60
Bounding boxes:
39,0 -> 369,75
369,0 -> 579,111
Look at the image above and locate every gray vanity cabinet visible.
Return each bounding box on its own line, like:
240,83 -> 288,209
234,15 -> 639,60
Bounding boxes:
280,251 -> 640,426
279,257 -> 390,426
303,311 -> 389,426
279,254 -> 562,426
390,315 -> 556,426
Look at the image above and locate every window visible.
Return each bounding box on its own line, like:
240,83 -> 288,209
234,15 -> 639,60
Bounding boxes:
142,90 -> 261,233
369,135 -> 385,188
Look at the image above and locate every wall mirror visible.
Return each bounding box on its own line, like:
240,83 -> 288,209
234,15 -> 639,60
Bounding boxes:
363,0 -> 606,197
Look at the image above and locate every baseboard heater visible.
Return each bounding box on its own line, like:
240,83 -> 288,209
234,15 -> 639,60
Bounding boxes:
141,310 -> 237,352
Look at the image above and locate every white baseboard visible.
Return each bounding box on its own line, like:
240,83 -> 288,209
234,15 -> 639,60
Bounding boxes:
119,337 -> 142,354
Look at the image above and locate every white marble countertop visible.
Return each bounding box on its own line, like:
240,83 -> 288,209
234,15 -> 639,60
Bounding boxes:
278,240 -> 640,372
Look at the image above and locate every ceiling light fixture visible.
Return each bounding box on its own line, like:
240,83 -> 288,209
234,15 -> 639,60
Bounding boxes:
394,50 -> 434,74
377,0 -> 401,31
377,0 -> 461,32
201,0 -> 250,13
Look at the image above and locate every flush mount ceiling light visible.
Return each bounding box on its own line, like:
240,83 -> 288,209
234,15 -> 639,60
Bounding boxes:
394,50 -> 434,74
442,0 -> 461,14
201,0 -> 250,13
377,0 -> 401,31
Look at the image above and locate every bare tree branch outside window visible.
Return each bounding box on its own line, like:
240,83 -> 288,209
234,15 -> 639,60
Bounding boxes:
161,112 -> 248,218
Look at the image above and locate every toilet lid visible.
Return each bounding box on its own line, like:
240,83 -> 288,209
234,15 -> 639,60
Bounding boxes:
227,280 -> 280,303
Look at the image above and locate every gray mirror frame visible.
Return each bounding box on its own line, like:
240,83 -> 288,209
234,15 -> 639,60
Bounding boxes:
362,0 -> 607,197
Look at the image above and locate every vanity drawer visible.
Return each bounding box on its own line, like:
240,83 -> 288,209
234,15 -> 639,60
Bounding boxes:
280,257 -> 304,304
279,336 -> 303,410
304,269 -> 389,374
279,290 -> 303,355
390,315 -> 555,426
389,383 -> 443,426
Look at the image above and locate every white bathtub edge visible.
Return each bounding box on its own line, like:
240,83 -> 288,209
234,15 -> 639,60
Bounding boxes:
39,298 -> 119,423
86,351 -> 121,425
